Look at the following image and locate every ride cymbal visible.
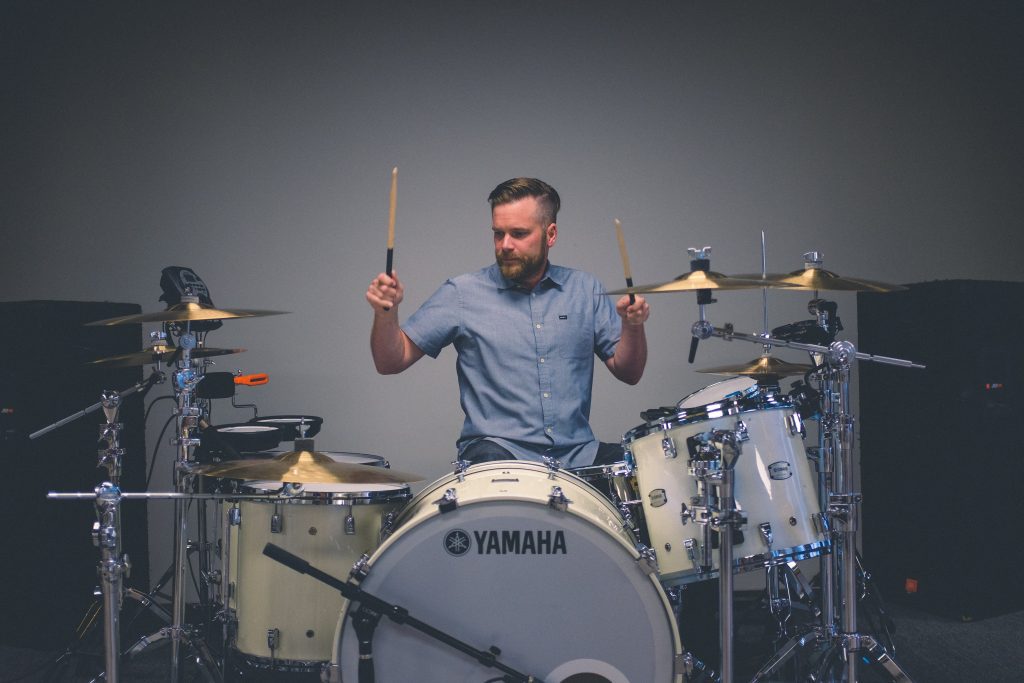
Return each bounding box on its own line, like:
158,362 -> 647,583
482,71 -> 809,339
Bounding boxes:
697,355 -> 813,379
88,344 -> 245,367
608,270 -> 794,295
85,301 -> 288,326
196,442 -> 424,485
731,269 -> 906,292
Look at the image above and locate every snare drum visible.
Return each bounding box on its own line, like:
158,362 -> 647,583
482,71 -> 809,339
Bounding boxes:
327,461 -> 683,683
224,454 -> 410,671
625,377 -> 828,586
570,460 -> 649,546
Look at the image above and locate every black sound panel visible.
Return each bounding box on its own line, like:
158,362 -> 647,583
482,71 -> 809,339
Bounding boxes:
858,280 -> 1024,620
0,301 -> 150,647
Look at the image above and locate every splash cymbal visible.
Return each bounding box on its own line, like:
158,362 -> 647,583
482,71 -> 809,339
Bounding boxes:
731,268 -> 906,292
88,343 -> 245,367
196,441 -> 424,484
86,301 -> 288,326
608,270 -> 794,294
697,355 -> 813,379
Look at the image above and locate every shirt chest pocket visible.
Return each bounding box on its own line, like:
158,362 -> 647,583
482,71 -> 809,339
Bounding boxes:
556,320 -> 594,359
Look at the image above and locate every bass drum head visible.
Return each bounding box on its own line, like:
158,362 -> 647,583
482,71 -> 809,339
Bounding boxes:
332,462 -> 681,682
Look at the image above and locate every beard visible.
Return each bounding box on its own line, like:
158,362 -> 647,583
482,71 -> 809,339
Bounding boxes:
497,247 -> 547,283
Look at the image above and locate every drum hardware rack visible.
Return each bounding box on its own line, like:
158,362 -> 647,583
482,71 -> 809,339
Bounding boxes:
261,542 -> 543,683
706,323 -> 922,682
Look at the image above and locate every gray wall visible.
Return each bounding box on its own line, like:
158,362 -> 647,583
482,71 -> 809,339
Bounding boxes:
4,2 -> 1021,587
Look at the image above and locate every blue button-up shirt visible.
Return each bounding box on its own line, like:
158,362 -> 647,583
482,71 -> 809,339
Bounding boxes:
403,263 -> 622,467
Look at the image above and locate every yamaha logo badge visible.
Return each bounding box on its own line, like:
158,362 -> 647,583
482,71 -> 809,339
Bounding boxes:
444,529 -> 472,556
443,529 -> 567,556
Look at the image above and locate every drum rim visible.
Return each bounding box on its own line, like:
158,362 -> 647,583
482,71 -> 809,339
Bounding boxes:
234,483 -> 412,504
623,385 -> 793,444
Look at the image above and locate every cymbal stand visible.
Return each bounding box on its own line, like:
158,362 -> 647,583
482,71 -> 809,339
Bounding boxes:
709,325 -> 920,682
31,373 -> 163,682
165,326 -> 221,683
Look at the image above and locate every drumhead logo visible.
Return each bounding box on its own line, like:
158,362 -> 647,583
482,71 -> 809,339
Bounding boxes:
443,529 -> 567,555
768,461 -> 793,480
444,529 -> 472,556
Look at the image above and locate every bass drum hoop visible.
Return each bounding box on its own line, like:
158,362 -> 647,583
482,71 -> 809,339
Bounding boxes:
328,460 -> 683,683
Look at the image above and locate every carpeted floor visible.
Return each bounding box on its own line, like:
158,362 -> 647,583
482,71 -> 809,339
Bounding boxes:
1,591 -> 1021,682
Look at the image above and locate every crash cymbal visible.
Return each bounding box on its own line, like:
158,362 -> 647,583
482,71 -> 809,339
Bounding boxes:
196,441 -> 424,484
731,268 -> 906,292
697,355 -> 813,379
85,301 -> 288,326
88,343 -> 245,367
608,270 -> 794,295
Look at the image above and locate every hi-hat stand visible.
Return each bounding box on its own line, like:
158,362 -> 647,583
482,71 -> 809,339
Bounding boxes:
704,324 -> 921,682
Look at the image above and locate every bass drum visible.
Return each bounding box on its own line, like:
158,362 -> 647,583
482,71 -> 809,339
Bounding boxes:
224,452 -> 410,671
625,376 -> 828,586
328,461 -> 683,683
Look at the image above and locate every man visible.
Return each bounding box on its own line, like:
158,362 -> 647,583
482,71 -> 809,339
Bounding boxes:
365,177 -> 649,467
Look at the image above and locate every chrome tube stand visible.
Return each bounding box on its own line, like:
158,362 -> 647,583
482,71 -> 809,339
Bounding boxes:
93,483 -> 127,683
711,429 -> 745,683
709,325 -> 920,681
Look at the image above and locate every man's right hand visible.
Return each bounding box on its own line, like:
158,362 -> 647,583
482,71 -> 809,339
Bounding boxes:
366,271 -> 404,314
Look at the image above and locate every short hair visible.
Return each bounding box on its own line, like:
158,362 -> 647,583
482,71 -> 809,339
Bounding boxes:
487,177 -> 560,225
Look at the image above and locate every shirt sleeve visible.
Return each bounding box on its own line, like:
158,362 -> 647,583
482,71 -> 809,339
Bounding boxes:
402,279 -> 461,359
592,277 -> 622,362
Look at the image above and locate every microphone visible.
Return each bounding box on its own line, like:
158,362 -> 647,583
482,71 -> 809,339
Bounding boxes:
263,542 -> 311,574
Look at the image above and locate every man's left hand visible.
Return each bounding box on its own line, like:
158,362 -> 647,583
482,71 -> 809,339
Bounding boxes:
616,295 -> 649,326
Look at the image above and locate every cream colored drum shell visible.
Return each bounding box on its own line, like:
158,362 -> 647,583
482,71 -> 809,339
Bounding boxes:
626,380 -> 826,585
328,461 -> 683,683
226,482 -> 410,668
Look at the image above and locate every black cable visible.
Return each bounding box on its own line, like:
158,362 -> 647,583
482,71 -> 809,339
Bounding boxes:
146,413 -> 176,490
144,394 -> 175,427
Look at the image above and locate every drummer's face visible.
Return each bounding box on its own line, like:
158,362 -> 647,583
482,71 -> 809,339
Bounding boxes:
492,196 -> 557,287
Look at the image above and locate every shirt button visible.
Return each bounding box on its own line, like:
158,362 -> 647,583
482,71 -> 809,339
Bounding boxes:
546,426 -> 553,433
542,392 -> 550,398
535,323 -> 542,329
539,357 -> 545,363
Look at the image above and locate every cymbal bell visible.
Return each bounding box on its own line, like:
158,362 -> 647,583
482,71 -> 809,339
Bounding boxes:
697,355 -> 813,379
195,442 -> 424,485
608,270 -> 794,295
731,268 -> 906,293
88,344 -> 245,367
85,301 -> 288,326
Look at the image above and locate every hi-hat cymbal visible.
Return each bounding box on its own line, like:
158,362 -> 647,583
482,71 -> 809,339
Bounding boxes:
196,442 -> 424,485
608,270 -> 794,295
88,344 -> 245,367
86,301 -> 288,326
697,355 -> 813,379
731,268 -> 906,292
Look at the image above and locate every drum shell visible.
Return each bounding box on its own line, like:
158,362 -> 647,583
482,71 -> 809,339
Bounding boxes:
225,477 -> 409,668
329,461 -> 683,683
626,377 -> 827,585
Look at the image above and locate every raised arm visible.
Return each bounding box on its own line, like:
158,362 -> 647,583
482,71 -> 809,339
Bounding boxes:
366,271 -> 425,374
604,294 -> 649,385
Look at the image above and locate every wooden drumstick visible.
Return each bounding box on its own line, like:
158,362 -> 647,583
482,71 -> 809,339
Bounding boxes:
386,166 -> 397,276
615,219 -> 635,304
384,166 -> 397,311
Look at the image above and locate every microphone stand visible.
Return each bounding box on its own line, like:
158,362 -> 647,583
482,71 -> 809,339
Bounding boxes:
260,543 -> 542,683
